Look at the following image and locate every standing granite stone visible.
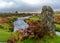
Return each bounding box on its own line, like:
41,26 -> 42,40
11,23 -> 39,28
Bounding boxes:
41,6 -> 55,34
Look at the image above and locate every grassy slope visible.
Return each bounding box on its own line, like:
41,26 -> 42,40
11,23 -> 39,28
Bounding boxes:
17,35 -> 60,43
0,29 -> 11,42
55,24 -> 60,31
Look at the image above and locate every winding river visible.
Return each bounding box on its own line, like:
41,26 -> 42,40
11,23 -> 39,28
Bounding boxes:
13,16 -> 30,32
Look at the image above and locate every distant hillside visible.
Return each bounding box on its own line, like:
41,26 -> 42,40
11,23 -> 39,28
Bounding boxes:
54,11 -> 60,14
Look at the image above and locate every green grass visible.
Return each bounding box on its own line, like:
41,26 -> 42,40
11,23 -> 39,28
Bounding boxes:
29,16 -> 41,21
55,24 -> 60,31
0,29 -> 11,42
54,14 -> 60,16
0,29 -> 60,43
17,35 -> 60,43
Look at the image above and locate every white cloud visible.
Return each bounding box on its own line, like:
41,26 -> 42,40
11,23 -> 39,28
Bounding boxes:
22,0 -> 54,5
22,0 -> 40,5
0,1 -> 14,8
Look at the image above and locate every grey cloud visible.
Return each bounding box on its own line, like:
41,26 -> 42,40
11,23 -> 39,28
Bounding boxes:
0,0 -> 60,12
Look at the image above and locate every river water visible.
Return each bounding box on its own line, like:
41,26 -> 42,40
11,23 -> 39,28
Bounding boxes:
13,16 -> 30,32
56,31 -> 60,36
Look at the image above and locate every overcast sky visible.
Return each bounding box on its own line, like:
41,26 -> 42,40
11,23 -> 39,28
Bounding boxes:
0,0 -> 60,12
